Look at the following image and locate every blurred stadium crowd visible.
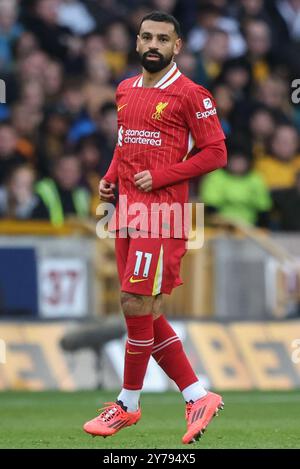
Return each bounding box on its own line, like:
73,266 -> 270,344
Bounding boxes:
0,0 -> 300,230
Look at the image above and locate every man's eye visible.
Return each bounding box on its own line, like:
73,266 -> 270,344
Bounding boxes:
160,38 -> 168,42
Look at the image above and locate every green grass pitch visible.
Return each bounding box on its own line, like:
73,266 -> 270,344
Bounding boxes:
0,390 -> 300,449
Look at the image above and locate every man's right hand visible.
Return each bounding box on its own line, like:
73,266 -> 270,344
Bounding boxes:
99,179 -> 116,201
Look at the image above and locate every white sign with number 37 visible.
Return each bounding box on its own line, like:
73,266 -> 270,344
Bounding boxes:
39,258 -> 88,318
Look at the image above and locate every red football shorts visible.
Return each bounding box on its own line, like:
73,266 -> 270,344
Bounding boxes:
115,230 -> 187,296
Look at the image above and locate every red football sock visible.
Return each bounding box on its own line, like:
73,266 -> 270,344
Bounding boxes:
123,314 -> 154,390
152,315 -> 198,391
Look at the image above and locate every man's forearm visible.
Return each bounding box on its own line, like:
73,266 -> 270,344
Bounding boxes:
151,140 -> 227,190
103,147 -> 120,183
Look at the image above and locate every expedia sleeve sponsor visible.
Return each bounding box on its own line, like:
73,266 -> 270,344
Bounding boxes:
195,108 -> 217,119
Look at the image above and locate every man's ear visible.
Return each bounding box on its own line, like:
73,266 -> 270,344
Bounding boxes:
136,34 -> 140,52
174,37 -> 182,57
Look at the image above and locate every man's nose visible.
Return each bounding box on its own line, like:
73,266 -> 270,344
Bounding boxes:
148,37 -> 160,49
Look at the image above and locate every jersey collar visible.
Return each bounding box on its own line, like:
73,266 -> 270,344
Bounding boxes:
133,62 -> 181,89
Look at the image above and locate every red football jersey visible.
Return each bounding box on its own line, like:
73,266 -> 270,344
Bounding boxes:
104,62 -> 226,237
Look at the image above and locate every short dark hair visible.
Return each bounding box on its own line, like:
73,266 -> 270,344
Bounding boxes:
139,11 -> 181,37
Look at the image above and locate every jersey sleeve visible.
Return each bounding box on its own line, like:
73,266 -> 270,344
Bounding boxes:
103,145 -> 120,183
151,140 -> 227,189
183,86 -> 225,149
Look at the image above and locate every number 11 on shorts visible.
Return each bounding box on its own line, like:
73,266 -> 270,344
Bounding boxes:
134,251 -> 152,278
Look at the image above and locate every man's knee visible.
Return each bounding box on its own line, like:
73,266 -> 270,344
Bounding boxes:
120,292 -> 144,316
120,292 -> 154,316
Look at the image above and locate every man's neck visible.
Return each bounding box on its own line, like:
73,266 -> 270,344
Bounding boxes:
142,62 -> 175,88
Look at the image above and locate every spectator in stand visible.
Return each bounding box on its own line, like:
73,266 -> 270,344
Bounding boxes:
188,3 -> 246,59
83,53 -> 115,118
23,0 -> 72,61
84,0 -> 126,31
43,60 -> 64,105
94,101 -> 118,176
127,4 -> 152,43
265,0 -> 300,75
35,153 -> 91,225
0,122 -> 26,184
23,0 -> 84,73
36,107 -> 70,176
17,49 -> 49,85
217,57 -> 252,103
0,163 -> 45,219
0,0 -> 23,72
271,0 -> 300,41
255,124 -> 300,191
58,79 -> 96,145
234,0 -> 274,36
237,0 -> 269,19
195,28 -> 230,87
13,30 -> 39,62
215,57 -> 254,133
248,105 -> 276,160
151,0 -> 177,15
200,145 -> 272,226
211,82 -> 235,137
20,80 -> 45,115
83,33 -> 105,59
272,170 -> 300,231
256,76 -> 295,124
175,48 -> 197,81
76,134 -> 103,214
103,21 -> 132,81
10,104 -> 39,162
239,18 -> 273,84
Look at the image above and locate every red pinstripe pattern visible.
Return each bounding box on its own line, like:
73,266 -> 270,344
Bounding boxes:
110,71 -> 225,236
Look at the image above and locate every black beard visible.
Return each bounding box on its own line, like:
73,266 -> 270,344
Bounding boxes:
140,50 -> 173,73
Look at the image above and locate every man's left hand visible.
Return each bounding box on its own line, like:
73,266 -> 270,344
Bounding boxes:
134,170 -> 153,192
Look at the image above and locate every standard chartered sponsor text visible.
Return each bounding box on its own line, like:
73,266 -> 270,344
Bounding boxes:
123,128 -> 162,146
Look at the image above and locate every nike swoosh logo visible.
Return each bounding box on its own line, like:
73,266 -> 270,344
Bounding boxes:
127,350 -> 143,355
129,276 -> 148,284
117,104 -> 127,112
